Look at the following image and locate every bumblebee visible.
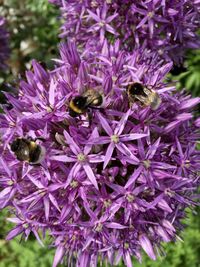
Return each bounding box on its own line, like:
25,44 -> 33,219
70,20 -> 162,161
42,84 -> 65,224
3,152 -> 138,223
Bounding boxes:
10,138 -> 46,164
69,89 -> 103,117
127,82 -> 161,110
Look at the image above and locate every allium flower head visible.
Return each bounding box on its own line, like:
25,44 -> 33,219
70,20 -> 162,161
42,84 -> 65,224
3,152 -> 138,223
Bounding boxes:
0,16 -> 9,70
50,0 -> 200,63
0,42 -> 199,267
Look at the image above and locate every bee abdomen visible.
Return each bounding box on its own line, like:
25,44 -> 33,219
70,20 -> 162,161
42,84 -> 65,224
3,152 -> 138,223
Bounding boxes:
91,95 -> 103,106
29,145 -> 46,164
150,92 -> 162,110
28,145 -> 41,163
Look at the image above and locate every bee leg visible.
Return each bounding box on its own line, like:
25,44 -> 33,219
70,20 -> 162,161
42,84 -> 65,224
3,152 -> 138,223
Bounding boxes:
88,111 -> 93,126
35,137 -> 46,141
90,106 -> 101,110
143,87 -> 151,96
128,101 -> 132,109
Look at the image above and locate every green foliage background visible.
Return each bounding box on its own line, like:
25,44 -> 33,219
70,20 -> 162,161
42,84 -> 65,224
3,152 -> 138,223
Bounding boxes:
0,0 -> 199,266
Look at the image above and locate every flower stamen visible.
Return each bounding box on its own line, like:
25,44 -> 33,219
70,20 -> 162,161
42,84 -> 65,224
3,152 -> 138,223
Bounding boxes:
143,160 -> 151,169
94,222 -> 103,232
111,134 -> 119,143
126,193 -> 135,203
77,153 -> 87,162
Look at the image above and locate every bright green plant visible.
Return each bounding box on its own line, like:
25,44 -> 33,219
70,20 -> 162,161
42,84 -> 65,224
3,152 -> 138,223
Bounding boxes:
173,50 -> 200,96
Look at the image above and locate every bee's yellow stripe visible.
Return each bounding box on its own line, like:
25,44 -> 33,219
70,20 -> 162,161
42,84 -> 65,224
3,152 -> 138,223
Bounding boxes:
69,101 -> 83,114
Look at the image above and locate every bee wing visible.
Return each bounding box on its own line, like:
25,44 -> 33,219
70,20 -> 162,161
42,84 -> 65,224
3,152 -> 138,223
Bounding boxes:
82,89 -> 102,106
143,87 -> 151,96
134,95 -> 148,105
150,92 -> 162,110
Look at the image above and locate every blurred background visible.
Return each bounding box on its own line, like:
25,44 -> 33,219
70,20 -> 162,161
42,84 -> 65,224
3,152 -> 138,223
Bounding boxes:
0,0 -> 199,266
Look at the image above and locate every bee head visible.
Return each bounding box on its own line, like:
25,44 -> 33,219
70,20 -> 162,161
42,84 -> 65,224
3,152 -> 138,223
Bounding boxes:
69,95 -> 88,117
10,139 -> 21,152
72,96 -> 87,108
128,83 -> 147,97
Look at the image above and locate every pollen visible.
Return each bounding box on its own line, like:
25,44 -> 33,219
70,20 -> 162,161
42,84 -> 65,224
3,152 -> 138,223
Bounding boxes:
8,180 -> 14,186
126,193 -> 135,203
182,160 -> 190,168
103,199 -> 112,208
111,56 -> 116,62
124,242 -> 129,249
77,153 -> 87,162
165,188 -> 175,197
72,234 -> 77,241
158,49 -> 164,55
148,11 -> 154,18
143,160 -> 151,169
99,21 -> 105,27
112,76 -> 118,82
94,223 -> 103,232
91,0 -> 98,7
111,134 -> 119,143
70,180 -> 78,188
46,106 -> 52,113
9,122 -> 15,127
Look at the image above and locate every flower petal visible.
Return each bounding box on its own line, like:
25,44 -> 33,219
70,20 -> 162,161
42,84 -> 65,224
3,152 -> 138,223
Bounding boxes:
103,142 -> 115,169
51,155 -> 76,162
125,165 -> 143,189
49,79 -> 56,107
146,137 -> 161,159
49,193 -> 61,212
114,109 -> 131,135
83,164 -> 98,190
97,112 -> 113,136
88,155 -> 105,163
124,252 -> 133,267
63,130 -> 81,154
87,136 -> 110,145
105,222 -> 127,229
87,9 -> 101,22
120,133 -> 147,142
43,197 -> 50,221
6,225 -> 24,240
53,246 -> 64,267
139,234 -> 156,260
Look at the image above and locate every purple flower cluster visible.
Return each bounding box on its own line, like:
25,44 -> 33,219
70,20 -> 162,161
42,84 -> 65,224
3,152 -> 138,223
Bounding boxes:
0,0 -> 200,266
50,0 -> 200,64
0,16 -> 9,70
0,41 -> 200,267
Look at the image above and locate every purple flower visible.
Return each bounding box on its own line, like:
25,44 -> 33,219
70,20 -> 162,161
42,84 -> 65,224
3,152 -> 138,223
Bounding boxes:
51,0 -> 200,63
87,3 -> 118,43
0,17 -> 9,70
90,110 -> 147,168
0,42 -> 199,267
51,129 -> 105,189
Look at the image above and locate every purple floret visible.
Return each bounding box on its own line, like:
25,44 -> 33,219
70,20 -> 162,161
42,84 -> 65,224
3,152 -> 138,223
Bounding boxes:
50,0 -> 200,64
